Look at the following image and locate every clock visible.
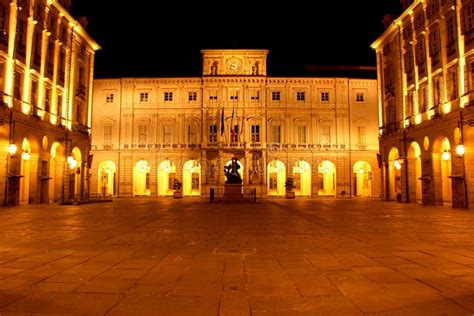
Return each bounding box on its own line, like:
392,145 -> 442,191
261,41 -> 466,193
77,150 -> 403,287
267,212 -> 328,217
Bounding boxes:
227,58 -> 242,73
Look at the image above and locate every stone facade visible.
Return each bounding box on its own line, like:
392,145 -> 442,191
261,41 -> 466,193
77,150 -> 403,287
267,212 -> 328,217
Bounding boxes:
0,0 -> 99,206
90,49 -> 380,199
372,0 -> 474,208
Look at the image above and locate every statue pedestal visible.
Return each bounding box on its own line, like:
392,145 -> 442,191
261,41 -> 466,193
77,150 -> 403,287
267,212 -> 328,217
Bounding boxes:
223,184 -> 244,202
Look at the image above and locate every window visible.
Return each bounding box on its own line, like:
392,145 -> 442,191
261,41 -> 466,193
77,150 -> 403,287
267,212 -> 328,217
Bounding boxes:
138,125 -> 148,144
163,125 -> 171,144
104,126 -> 112,146
140,92 -> 149,103
463,2 -> 474,34
251,91 -> 259,101
297,91 -> 305,101
31,80 -> 38,107
357,126 -> 366,145
272,91 -> 281,101
272,125 -> 281,143
418,86 -> 427,113
449,70 -> 458,100
297,125 -> 307,144
406,91 -> 414,117
356,93 -> 364,102
106,93 -> 114,103
230,91 -> 238,101
188,124 -> 196,144
0,4 -> 8,35
321,92 -> 330,102
251,124 -> 260,142
230,125 -> 239,142
164,92 -> 173,102
57,94 -> 63,121
44,87 -> 51,113
433,76 -> 442,106
322,125 -> 331,144
14,72 -> 21,101
446,14 -> 457,55
189,91 -> 197,101
209,124 -> 217,143
209,92 -> 218,101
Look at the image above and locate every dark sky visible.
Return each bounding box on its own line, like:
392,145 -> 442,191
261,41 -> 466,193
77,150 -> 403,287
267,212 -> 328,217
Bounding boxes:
70,1 -> 402,78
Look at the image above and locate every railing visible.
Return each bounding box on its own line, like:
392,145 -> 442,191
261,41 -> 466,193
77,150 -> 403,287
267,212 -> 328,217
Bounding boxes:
210,186 -> 257,203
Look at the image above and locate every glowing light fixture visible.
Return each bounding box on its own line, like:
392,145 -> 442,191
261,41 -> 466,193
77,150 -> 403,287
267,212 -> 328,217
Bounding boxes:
21,151 -> 30,161
8,144 -> 17,155
394,160 -> 402,170
443,103 -> 452,114
67,156 -> 77,169
442,151 -> 451,161
456,144 -> 465,157
359,168 -> 365,174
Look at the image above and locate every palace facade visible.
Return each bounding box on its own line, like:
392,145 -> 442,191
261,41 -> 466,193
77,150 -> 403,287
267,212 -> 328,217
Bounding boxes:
0,0 -> 99,205
372,0 -> 474,208
91,49 -> 380,198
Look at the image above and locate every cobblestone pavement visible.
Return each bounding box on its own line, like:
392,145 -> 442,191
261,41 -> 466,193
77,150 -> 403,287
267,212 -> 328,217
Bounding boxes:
1,198 -> 474,315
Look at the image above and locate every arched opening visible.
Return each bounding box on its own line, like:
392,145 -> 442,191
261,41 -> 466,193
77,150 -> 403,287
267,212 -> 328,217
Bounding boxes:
225,160 -> 244,181
318,160 -> 336,196
98,161 -> 116,196
388,147 -> 401,200
133,160 -> 151,196
49,142 -> 63,203
158,160 -> 176,196
353,161 -> 372,197
69,147 -> 82,196
440,138 -> 452,206
20,138 -> 32,204
183,160 -> 201,196
293,161 -> 311,196
267,160 -> 285,196
407,142 -> 422,203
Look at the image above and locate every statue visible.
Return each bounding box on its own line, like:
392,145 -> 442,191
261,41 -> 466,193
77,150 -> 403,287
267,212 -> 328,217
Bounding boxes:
211,61 -> 218,75
224,157 -> 242,184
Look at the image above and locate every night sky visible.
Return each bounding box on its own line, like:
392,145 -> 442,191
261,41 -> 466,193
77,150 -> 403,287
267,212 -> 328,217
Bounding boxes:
70,1 -> 403,78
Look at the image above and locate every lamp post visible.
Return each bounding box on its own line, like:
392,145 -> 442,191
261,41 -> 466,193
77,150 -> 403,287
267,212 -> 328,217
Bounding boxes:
457,109 -> 474,208
1,107 -> 15,206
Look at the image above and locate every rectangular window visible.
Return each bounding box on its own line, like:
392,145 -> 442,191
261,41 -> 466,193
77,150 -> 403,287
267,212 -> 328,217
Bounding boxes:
163,125 -> 171,144
321,92 -> 330,102
449,70 -> 458,100
418,86 -> 427,113
164,92 -> 173,102
188,124 -> 196,144
356,92 -> 364,102
188,91 -> 197,101
106,93 -> 114,103
272,91 -> 281,101
272,125 -> 281,143
464,3 -> 474,34
297,125 -> 306,144
104,126 -> 112,146
44,87 -> 51,113
406,91 -> 414,117
297,91 -> 305,101
251,91 -> 259,101
209,124 -> 217,143
230,125 -> 239,142
251,124 -> 260,142
14,72 -> 21,101
31,80 -> 38,107
322,126 -> 331,144
357,126 -> 366,145
140,92 -> 149,103
138,125 -> 148,144
209,93 -> 218,101
57,94 -> 63,122
230,91 -> 238,101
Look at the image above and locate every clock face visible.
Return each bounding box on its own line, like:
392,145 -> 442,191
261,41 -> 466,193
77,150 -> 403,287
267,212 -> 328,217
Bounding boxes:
227,58 -> 242,73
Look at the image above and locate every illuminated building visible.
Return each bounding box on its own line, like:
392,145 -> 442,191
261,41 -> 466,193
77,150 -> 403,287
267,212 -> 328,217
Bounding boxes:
372,0 -> 474,207
0,0 -> 100,206
91,49 -> 380,198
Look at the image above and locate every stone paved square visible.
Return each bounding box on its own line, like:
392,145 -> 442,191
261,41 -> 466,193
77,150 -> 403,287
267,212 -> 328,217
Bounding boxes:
0,198 -> 474,315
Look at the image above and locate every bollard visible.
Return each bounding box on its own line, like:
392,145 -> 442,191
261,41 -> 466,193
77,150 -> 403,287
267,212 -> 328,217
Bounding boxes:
210,188 -> 214,202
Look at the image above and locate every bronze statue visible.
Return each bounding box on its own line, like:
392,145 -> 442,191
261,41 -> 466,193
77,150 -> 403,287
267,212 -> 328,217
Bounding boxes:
224,157 -> 242,184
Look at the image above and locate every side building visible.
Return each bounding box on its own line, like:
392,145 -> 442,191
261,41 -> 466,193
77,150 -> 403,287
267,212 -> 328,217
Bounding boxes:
90,49 -> 380,198
372,0 -> 474,208
0,0 -> 100,205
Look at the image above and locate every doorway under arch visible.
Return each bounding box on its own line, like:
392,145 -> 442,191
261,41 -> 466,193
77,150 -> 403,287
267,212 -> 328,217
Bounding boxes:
20,138 -> 32,204
158,160 -> 176,196
388,147 -> 401,200
133,160 -> 151,196
183,160 -> 201,196
293,161 -> 311,196
407,142 -> 422,203
353,161 -> 372,197
267,160 -> 286,196
49,142 -> 63,203
98,161 -> 116,196
318,160 -> 336,196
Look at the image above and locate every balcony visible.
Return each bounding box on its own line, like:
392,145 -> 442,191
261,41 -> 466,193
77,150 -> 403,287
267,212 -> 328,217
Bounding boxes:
72,122 -> 90,136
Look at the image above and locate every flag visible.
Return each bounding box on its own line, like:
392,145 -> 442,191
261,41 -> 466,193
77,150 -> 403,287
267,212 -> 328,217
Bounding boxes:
240,109 -> 244,137
220,108 -> 224,136
230,107 -> 235,142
